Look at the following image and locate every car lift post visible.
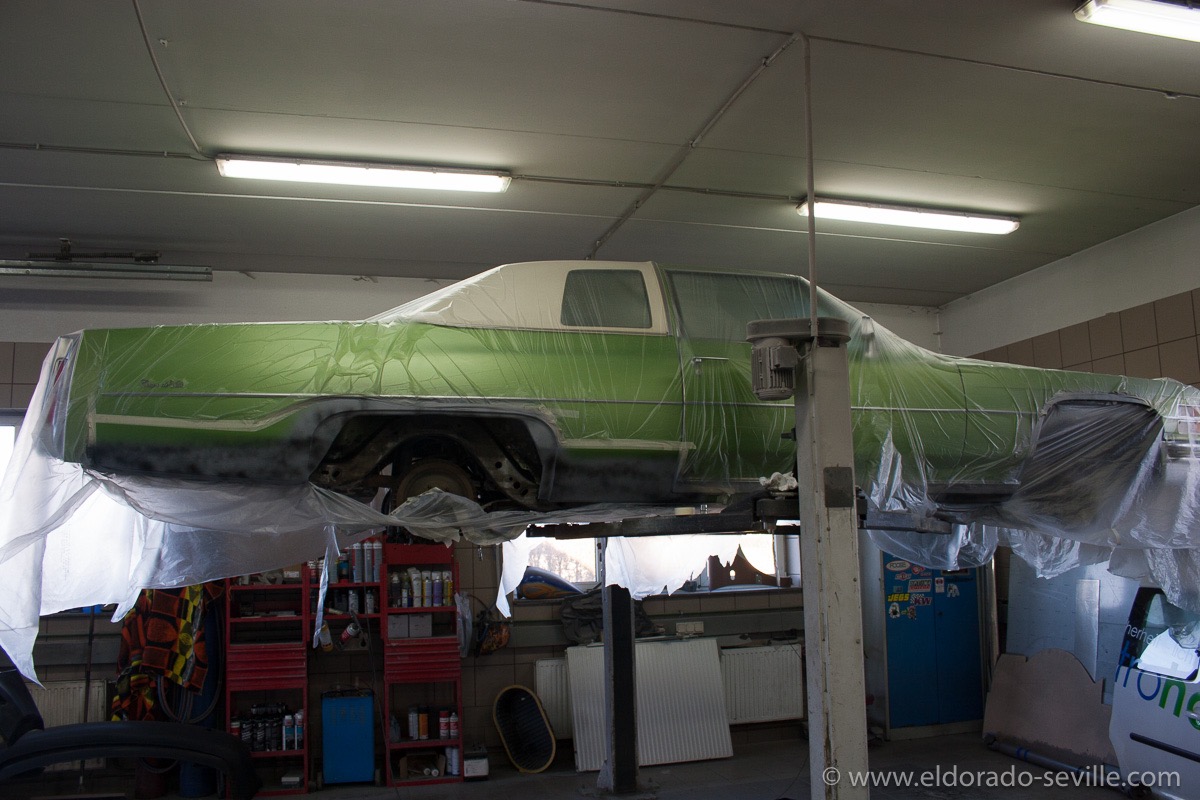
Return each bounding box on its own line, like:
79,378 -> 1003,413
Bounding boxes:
749,317 -> 870,800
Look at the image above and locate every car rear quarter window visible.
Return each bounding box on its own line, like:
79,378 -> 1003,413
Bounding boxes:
667,271 -> 807,340
1121,588 -> 1200,681
561,269 -> 651,329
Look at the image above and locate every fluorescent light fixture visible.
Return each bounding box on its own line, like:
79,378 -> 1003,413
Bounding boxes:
216,155 -> 512,193
0,260 -> 212,281
1075,0 -> 1200,42
797,199 -> 1019,234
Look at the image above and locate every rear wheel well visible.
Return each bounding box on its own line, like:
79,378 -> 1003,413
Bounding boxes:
312,413 -> 547,508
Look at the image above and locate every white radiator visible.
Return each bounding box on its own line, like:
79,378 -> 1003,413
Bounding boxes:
534,657 -> 573,738
720,642 -> 805,723
535,640 -> 805,739
27,680 -> 110,770
566,638 -> 732,771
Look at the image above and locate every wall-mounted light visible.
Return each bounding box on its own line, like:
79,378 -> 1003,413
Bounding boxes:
796,199 -> 1019,235
0,260 -> 212,281
1075,0 -> 1200,43
216,155 -> 512,193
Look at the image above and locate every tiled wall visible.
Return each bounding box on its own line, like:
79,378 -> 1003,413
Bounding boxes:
971,288 -> 1200,389
0,341 -> 51,408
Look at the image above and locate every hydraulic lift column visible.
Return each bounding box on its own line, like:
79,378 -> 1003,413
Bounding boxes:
748,317 -> 869,800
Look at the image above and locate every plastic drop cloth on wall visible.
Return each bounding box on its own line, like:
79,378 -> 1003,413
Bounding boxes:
3,259 -> 1200,678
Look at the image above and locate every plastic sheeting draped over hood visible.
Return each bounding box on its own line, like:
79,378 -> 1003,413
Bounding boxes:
3,260 -> 1200,680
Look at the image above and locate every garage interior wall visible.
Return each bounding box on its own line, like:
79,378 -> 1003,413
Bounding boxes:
3,202 -> 1199,746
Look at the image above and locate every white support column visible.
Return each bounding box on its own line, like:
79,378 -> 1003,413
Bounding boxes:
794,326 -> 870,800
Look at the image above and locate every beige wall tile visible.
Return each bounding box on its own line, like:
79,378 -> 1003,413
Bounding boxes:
1058,322 -> 1091,368
1031,332 -> 1062,369
1194,289 -> 1200,334
13,342 -> 51,383
1123,346 -> 1161,379
1,384 -> 11,407
513,602 -> 558,622
697,595 -> 737,613
513,660 -> 536,690
11,384 -> 35,408
1121,303 -> 1158,352
733,592 -> 772,611
0,343 -> 13,383
771,590 -> 803,609
473,663 -> 516,707
1159,338 -> 1200,385
975,347 -> 1007,362
1155,292 -> 1196,343
1005,339 -> 1035,366
1089,314 -> 1123,360
1092,354 -> 1125,376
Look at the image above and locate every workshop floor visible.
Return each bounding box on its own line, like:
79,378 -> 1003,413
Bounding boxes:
262,732 -> 1100,800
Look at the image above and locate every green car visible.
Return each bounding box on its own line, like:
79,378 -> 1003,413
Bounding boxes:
39,260 -> 1200,533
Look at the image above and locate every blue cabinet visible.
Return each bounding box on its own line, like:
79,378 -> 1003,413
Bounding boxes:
881,554 -> 983,729
321,690 -> 375,784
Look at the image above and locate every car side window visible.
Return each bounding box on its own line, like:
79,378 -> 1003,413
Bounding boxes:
560,269 -> 652,329
667,271 -> 807,341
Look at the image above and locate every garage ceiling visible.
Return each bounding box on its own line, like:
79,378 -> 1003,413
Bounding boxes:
2,0 -> 1198,307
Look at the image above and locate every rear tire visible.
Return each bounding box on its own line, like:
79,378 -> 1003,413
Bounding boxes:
395,458 -> 476,501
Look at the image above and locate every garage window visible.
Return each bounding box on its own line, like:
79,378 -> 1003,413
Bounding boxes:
501,531 -> 777,607
561,269 -> 652,329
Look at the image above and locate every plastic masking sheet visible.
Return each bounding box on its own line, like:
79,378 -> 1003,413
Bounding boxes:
3,260 -> 1200,678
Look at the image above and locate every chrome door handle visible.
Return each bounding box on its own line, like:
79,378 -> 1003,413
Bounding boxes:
691,356 -> 729,375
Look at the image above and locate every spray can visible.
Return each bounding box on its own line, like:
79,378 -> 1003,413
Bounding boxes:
372,540 -> 383,581
318,622 -> 334,652
282,714 -> 294,750
438,709 -> 450,739
418,707 -> 429,740
447,746 -> 461,776
448,711 -> 459,740
422,570 -> 433,607
433,572 -> 444,607
348,588 -> 360,615
408,706 -> 419,740
351,542 -> 363,582
360,537 -> 374,582
339,620 -> 362,647
294,710 -> 304,748
365,588 -> 376,614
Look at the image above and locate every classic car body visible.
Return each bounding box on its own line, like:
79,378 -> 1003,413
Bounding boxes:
38,260 -> 1200,532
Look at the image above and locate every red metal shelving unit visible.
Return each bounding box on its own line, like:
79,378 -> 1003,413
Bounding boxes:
381,544 -> 464,786
224,571 -> 310,795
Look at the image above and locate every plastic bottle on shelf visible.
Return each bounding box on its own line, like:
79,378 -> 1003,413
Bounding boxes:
418,707 -> 429,740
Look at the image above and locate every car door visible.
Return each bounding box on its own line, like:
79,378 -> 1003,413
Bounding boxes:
664,269 -> 801,491
1110,587 -> 1200,800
